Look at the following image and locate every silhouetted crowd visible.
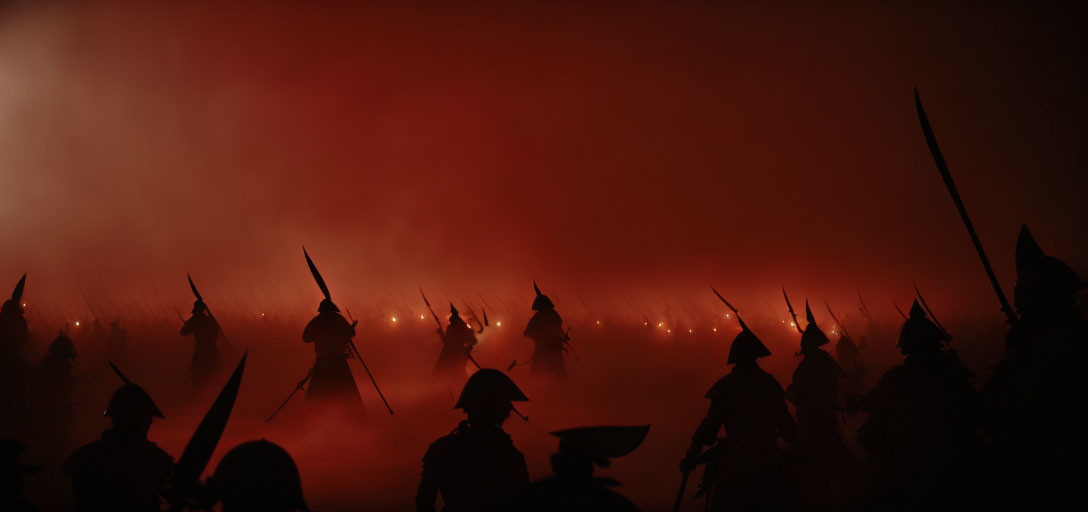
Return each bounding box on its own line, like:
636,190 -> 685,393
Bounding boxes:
1,225 -> 1085,511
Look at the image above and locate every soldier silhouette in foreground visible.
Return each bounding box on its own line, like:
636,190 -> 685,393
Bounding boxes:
64,365 -> 173,512
301,249 -> 366,421
433,304 -> 478,380
785,302 -> 858,510
523,282 -> 569,379
852,300 -> 985,510
1,437 -> 39,512
417,368 -> 529,512
33,330 -> 79,453
0,274 -> 32,436
180,294 -> 223,396
500,425 -> 649,512
835,333 -> 870,398
680,315 -> 800,511
201,440 -> 308,512
984,226 -> 1088,507
106,320 -> 129,368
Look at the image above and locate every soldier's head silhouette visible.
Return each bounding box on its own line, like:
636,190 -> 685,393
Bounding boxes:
1014,225 -> 1086,318
0,437 -> 39,506
449,303 -> 465,326
547,425 -> 650,478
896,300 -> 948,355
0,273 -> 26,316
207,440 -> 307,512
799,300 -> 829,355
192,299 -> 208,314
455,369 -> 528,426
727,316 -> 772,365
45,331 -> 78,362
104,363 -> 164,435
531,281 -> 554,311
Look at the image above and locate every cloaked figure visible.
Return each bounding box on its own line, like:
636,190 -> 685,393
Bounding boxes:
523,282 -> 569,379
180,298 -> 223,396
433,304 -> 478,379
785,303 -> 857,511
0,274 -> 33,435
681,316 -> 800,511
301,249 -> 366,421
106,320 -> 129,368
853,301 -> 984,510
499,425 -> 649,512
417,369 -> 529,512
202,440 -> 308,512
984,226 -> 1088,508
64,366 -> 173,512
33,331 -> 79,452
834,333 -> 871,398
0,437 -> 39,512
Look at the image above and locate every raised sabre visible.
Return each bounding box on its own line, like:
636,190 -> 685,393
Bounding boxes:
782,287 -> 804,334
915,90 -> 1017,325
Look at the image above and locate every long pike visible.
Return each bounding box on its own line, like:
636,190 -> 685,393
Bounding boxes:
782,287 -> 804,334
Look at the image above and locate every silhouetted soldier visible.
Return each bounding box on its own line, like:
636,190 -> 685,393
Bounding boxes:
984,226 -> 1088,508
180,298 -> 223,395
302,297 -> 365,420
680,317 -> 799,511
523,282 -> 568,379
106,320 -> 128,367
433,304 -> 478,379
203,440 -> 308,512
33,331 -> 78,452
500,425 -> 649,512
0,274 -> 32,436
0,437 -> 39,512
785,303 -> 857,510
417,369 -> 529,512
834,333 -> 870,397
854,300 -> 983,510
64,369 -> 173,512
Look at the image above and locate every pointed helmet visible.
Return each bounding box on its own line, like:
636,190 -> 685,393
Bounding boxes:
799,300 -> 830,352
449,303 -> 465,325
455,369 -> 528,411
531,281 -> 554,311
1014,225 -> 1086,317
1,273 -> 26,314
46,331 -> 78,361
895,300 -> 947,355
727,319 -> 772,364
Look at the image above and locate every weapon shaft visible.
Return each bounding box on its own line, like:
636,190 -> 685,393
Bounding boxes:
266,371 -> 312,423
892,299 -> 908,320
824,300 -> 851,340
915,90 -> 1017,325
344,309 -> 393,415
673,470 -> 691,512
913,283 -> 949,336
782,287 -> 804,334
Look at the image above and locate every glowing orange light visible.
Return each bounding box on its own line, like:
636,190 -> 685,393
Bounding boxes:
658,322 -> 663,327
667,329 -> 672,333
420,314 -> 425,320
713,328 -> 717,332
790,322 -> 796,327
496,321 -> 502,326
392,317 -> 397,322
22,303 -> 26,307
688,329 -> 693,333
596,320 -> 600,324
725,314 -> 731,318
75,321 -> 81,326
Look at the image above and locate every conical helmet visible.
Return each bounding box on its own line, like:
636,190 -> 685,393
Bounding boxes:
531,281 -> 554,311
727,317 -> 772,364
799,301 -> 829,352
455,369 -> 528,411
105,382 -> 165,419
46,331 -> 78,360
1014,225 -> 1086,316
1,273 -> 26,314
895,300 -> 947,355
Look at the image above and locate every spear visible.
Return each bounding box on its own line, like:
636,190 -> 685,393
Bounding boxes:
892,298 -> 908,320
187,274 -> 236,354
344,309 -> 394,415
915,89 -> 1017,325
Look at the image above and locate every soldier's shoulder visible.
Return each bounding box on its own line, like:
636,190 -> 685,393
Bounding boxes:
64,439 -> 107,475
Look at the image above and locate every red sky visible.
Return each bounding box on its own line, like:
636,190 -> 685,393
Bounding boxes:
1,1 -> 1085,321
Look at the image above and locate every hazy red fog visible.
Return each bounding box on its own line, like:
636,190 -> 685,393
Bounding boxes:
1,1 -> 1084,322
